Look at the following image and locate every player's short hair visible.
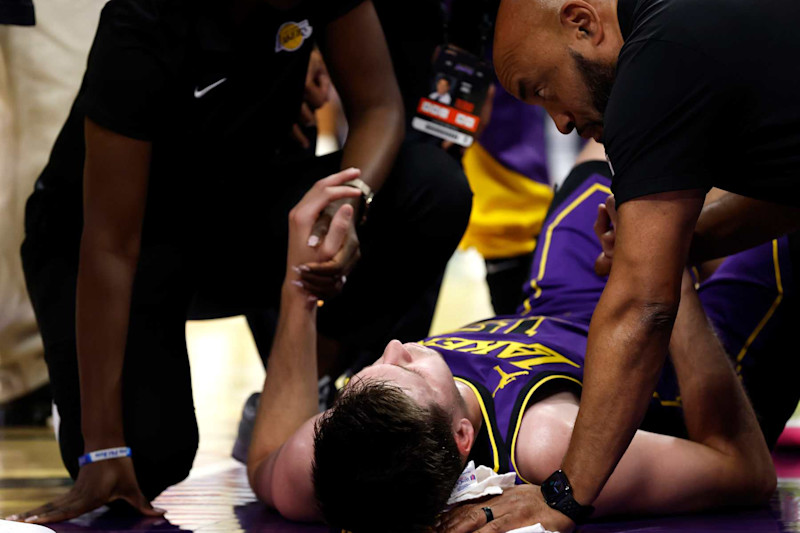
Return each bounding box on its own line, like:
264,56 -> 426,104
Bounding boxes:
312,379 -> 463,533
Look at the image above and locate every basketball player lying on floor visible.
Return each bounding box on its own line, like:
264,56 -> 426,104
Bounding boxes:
247,160 -> 797,533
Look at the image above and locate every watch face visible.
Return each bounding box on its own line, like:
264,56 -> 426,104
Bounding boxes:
549,477 -> 569,495
543,471 -> 571,501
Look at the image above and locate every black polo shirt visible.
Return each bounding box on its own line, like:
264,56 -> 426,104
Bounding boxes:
35,0 -> 362,229
605,0 -> 800,207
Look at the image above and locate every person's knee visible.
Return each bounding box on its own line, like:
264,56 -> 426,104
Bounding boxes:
135,434 -> 198,500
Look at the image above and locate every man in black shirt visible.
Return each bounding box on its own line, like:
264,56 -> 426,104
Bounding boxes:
438,0 -> 800,531
13,0 -> 471,525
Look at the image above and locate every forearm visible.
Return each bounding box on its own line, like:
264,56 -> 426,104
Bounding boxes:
339,103 -> 403,196
247,283 -> 318,485
564,291 -> 676,505
691,192 -> 800,263
76,238 -> 140,450
669,274 -> 774,482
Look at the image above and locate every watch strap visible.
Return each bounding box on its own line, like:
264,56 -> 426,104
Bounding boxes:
343,178 -> 374,224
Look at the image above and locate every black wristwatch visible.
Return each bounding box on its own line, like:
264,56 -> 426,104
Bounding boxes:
541,470 -> 594,524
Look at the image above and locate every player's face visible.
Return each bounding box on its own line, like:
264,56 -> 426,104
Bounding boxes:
437,78 -> 450,95
352,340 -> 461,414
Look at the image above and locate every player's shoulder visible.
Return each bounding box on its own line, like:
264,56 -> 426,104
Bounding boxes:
513,392 -> 579,484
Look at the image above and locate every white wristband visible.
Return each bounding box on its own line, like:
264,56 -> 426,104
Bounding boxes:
78,446 -> 131,467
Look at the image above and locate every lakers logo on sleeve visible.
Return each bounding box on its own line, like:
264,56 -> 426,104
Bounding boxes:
275,20 -> 313,53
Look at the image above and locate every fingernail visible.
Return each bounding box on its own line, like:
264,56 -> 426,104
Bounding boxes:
25,516 -> 39,523
291,280 -> 304,288
291,266 -> 302,274
341,275 -> 347,284
298,264 -> 310,272
308,235 -> 319,247
7,515 -> 17,520
308,296 -> 319,304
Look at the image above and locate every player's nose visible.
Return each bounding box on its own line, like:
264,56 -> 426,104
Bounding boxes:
382,339 -> 413,365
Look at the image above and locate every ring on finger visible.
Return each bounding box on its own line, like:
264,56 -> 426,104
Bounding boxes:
482,507 -> 494,523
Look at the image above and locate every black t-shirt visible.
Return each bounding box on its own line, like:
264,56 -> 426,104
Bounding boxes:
35,0 -> 362,227
605,0 -> 800,207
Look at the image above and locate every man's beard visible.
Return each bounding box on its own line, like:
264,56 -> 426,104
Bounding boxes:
568,49 -> 616,117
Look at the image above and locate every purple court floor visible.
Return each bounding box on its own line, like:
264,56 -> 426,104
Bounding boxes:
34,450 -> 800,533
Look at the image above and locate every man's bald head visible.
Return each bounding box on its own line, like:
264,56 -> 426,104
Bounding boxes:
493,0 -> 624,141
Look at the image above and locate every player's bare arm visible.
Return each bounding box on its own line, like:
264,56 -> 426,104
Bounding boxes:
246,169 -> 362,520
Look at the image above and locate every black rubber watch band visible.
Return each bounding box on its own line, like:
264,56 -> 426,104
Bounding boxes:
541,470 -> 595,524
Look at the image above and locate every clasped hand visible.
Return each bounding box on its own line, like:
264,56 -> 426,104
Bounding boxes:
286,167 -> 363,300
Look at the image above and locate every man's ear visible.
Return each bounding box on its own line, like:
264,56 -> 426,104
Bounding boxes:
454,418 -> 475,459
560,1 -> 604,45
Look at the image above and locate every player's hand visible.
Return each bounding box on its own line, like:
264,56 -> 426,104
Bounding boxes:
6,458 -> 164,525
436,485 -> 575,533
285,168 -> 362,301
593,194 -> 618,276
300,196 -> 361,299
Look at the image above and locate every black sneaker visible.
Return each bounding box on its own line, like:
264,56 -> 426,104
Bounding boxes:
232,392 -> 260,464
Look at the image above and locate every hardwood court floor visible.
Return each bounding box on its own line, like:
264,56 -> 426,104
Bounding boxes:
2,250 -> 800,532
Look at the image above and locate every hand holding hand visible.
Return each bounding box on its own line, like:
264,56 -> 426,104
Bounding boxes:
436,485 -> 575,533
6,458 -> 163,525
298,195 -> 361,299
285,168 -> 362,301
593,195 -> 618,277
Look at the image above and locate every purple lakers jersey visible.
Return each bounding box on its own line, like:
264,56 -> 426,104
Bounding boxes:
422,163 -> 798,478
422,315 -> 588,483
423,168 -> 611,483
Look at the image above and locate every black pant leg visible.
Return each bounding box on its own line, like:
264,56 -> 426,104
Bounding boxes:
121,241 -> 198,499
21,228 -> 83,480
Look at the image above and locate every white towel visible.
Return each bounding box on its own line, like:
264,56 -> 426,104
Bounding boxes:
446,461 -> 558,533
